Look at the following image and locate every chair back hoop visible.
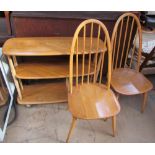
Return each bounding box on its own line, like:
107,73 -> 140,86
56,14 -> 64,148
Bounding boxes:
111,13 -> 142,72
69,19 -> 111,94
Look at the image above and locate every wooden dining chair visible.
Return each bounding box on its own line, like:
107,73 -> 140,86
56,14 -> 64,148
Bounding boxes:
66,19 -> 120,142
111,13 -> 153,113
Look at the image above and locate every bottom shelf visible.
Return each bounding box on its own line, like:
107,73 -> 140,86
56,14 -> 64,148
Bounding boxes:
17,81 -> 68,105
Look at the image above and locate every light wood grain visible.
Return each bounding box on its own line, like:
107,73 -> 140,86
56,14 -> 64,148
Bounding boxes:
117,19 -> 123,68
111,13 -> 153,113
68,83 -> 120,119
3,37 -> 106,56
112,116 -> 116,137
141,92 -> 148,113
111,68 -> 153,95
3,33 -> 106,106
8,56 -> 22,100
17,81 -> 68,105
66,117 -> 77,143
111,12 -> 142,71
67,19 -> 120,142
15,61 -> 95,79
120,16 -> 129,67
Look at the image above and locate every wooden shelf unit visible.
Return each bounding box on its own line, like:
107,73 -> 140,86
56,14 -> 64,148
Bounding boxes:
3,37 -> 106,105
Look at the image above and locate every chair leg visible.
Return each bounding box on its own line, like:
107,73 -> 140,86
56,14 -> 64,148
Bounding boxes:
112,116 -> 116,137
66,116 -> 77,143
103,117 -> 108,121
141,92 -> 148,113
116,93 -> 119,100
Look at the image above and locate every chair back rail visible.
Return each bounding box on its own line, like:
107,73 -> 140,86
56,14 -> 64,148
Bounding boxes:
111,13 -> 142,72
69,19 -> 111,93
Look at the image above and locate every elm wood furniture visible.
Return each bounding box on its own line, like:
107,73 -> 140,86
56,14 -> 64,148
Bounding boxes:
111,13 -> 153,113
3,37 -> 106,105
66,19 -> 120,142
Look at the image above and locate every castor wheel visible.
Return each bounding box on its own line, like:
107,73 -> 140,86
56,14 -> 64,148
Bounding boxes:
103,118 -> 108,121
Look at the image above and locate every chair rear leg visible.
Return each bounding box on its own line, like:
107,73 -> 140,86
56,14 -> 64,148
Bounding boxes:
103,118 -> 108,121
116,93 -> 120,100
66,116 -> 77,143
112,115 -> 116,137
141,92 -> 148,113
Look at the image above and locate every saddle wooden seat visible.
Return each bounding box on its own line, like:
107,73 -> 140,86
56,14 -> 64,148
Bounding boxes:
68,83 -> 120,119
111,68 -> 153,95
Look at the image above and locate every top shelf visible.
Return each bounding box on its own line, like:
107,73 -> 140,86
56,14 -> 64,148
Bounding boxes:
2,37 -> 106,56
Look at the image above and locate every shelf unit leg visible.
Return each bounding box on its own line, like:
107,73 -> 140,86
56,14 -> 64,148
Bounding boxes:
7,56 -> 22,100
18,79 -> 23,90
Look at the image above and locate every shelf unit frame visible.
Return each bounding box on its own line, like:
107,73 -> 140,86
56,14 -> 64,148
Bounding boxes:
3,37 -> 106,105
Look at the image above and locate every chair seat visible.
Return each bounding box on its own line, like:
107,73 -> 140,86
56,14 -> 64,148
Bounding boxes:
68,83 -> 120,119
111,68 -> 153,95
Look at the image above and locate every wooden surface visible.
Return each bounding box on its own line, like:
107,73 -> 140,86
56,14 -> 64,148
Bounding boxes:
66,19 -> 120,142
68,19 -> 119,119
111,68 -> 153,95
68,83 -> 120,119
111,13 -> 153,113
4,35 -> 105,105
69,19 -> 112,93
17,81 -> 68,105
66,116 -> 77,143
3,37 -> 106,56
15,61 -> 95,79
111,12 -> 142,71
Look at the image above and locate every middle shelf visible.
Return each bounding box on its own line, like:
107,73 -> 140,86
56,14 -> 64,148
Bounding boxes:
15,60 -> 95,79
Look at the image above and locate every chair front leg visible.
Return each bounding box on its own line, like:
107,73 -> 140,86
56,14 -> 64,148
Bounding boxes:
141,92 -> 148,113
116,93 -> 120,100
66,116 -> 77,143
112,115 -> 116,137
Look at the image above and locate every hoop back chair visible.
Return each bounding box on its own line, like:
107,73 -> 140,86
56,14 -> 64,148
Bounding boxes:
66,19 -> 120,142
111,13 -> 153,113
